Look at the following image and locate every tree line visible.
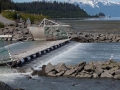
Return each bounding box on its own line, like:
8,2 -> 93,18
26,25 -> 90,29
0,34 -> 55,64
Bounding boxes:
15,1 -> 89,18
0,0 -> 98,18
0,0 -> 16,13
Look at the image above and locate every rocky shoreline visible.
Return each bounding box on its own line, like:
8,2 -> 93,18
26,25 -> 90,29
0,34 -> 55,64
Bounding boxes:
0,20 -> 33,41
31,60 -> 120,80
69,32 -> 120,42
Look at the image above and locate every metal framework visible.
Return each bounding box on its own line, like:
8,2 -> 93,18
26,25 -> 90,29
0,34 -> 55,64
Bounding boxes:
39,18 -> 70,27
28,18 -> 70,40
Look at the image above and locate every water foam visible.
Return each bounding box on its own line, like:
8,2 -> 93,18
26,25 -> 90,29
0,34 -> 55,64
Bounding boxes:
4,42 -> 24,48
34,42 -> 81,70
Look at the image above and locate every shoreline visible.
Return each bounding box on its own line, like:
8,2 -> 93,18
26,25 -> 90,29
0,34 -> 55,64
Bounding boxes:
2,59 -> 120,90
1,19 -> 120,90
31,60 -> 120,80
69,32 -> 120,43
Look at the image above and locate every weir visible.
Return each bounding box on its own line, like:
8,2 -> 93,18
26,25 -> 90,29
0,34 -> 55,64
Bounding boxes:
0,39 -> 70,66
0,18 -> 71,67
0,37 -> 12,64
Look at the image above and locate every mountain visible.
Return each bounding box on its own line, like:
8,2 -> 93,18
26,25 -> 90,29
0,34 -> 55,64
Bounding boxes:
65,0 -> 120,17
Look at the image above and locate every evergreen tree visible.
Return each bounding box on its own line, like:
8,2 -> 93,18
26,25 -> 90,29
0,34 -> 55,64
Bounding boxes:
15,1 -> 89,18
0,0 -> 16,13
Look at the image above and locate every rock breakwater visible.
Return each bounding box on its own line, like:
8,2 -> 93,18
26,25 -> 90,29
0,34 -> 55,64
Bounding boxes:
69,32 -> 120,42
31,60 -> 120,80
0,21 -> 33,41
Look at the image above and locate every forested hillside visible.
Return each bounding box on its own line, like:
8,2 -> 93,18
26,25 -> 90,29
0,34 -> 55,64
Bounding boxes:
0,0 -> 93,18
0,0 -> 16,13
15,1 -> 89,18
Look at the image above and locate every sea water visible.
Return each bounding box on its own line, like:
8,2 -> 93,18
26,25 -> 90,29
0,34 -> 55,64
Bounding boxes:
1,18 -> 120,89
0,41 -> 120,90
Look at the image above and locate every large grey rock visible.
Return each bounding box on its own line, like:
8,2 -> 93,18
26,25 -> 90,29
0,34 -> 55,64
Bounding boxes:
47,71 -> 56,77
45,63 -> 55,74
56,71 -> 65,76
100,71 -> 113,78
109,66 -> 119,75
95,66 -> 103,76
76,61 -> 86,67
105,60 -> 116,64
93,73 -> 99,78
115,37 -> 120,42
76,73 -> 92,78
102,64 -> 111,70
84,64 -> 95,72
99,36 -> 105,41
102,60 -> 118,70
75,64 -> 85,74
64,69 -> 76,76
115,70 -> 120,75
55,63 -> 67,72
107,34 -> 113,40
38,65 -> 46,76
114,75 -> 120,80
70,73 -> 76,78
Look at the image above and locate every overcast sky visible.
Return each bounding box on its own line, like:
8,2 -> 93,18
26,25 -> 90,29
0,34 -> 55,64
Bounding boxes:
13,0 -> 120,3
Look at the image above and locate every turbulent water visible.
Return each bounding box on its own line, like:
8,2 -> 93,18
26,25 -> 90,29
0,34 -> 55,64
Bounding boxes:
1,18 -> 120,90
0,41 -> 120,90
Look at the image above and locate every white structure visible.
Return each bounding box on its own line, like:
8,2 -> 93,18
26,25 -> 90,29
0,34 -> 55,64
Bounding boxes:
0,35 -> 12,38
28,18 -> 69,40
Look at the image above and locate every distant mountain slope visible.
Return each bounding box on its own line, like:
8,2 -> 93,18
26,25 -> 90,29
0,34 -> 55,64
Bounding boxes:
65,0 -> 120,16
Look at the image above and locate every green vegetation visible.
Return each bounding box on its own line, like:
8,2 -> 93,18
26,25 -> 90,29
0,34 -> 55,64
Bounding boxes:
1,10 -> 49,23
0,22 -> 4,28
0,0 -> 16,13
1,10 -> 17,20
15,1 -> 90,18
0,0 -> 97,19
19,12 -> 49,23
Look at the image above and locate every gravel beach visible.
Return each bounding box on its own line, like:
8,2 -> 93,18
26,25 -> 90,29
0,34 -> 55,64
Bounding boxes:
59,20 -> 120,34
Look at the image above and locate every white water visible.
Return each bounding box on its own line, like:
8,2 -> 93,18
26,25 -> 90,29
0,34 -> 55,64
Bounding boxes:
1,42 -> 120,90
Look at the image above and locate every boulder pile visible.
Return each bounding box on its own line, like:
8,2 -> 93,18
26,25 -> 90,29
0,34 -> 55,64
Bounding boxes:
31,60 -> 120,80
69,32 -> 120,42
0,21 -> 33,41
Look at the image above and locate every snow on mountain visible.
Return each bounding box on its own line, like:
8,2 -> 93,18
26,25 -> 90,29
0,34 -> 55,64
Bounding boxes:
65,0 -> 120,16
32,0 -> 120,16
65,0 -> 120,8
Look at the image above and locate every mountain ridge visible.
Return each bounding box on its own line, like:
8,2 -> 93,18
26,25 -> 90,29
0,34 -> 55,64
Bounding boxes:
66,0 -> 120,16
32,0 -> 120,17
